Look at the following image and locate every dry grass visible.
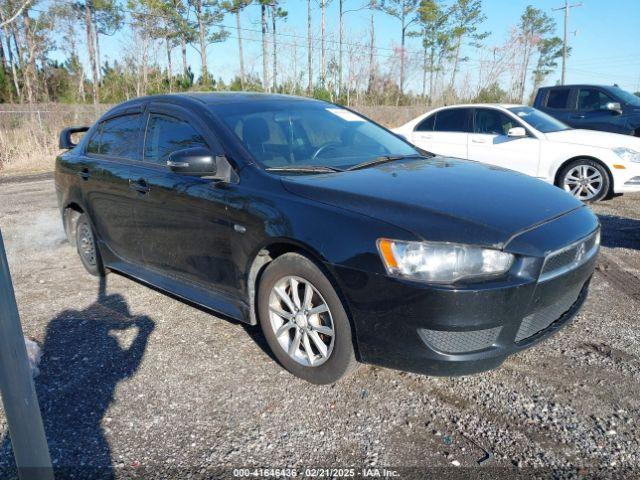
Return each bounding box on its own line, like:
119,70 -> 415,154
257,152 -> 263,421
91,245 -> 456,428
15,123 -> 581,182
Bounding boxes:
0,103 -> 432,176
0,104 -> 108,176
356,105 -> 433,128
1,116 -> 58,175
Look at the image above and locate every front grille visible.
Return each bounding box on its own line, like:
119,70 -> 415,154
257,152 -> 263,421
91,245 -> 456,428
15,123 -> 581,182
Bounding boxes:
539,231 -> 599,282
515,283 -> 583,343
419,326 -> 502,354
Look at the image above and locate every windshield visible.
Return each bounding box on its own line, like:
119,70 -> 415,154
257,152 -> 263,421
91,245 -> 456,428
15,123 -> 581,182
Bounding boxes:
508,106 -> 571,133
610,86 -> 640,106
215,102 -> 418,170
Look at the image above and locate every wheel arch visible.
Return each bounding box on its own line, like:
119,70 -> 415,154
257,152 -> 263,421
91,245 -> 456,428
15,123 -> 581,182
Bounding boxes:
62,201 -> 85,247
244,238 -> 362,359
553,155 -> 614,195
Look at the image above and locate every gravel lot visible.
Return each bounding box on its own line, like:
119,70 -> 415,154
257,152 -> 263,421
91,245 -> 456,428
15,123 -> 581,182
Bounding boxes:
0,174 -> 639,479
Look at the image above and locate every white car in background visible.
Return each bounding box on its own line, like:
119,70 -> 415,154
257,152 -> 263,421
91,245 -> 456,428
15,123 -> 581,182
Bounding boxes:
393,104 -> 640,202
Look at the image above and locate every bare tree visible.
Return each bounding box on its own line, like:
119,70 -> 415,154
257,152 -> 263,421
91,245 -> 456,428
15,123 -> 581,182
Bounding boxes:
171,0 -> 194,79
448,0 -> 488,94
271,3 -> 287,90
0,0 -> 31,28
529,36 -> 563,103
414,0 -> 453,104
320,0 -> 327,88
338,1 -> 366,98
188,0 -> 227,85
515,5 -> 557,102
0,3 -> 21,98
259,0 -> 269,91
378,0 -> 419,97
91,0 -> 122,84
307,0 -> 312,94
367,0 -> 377,93
52,2 -> 86,101
84,0 -> 100,105
21,9 -> 37,102
222,0 -> 251,88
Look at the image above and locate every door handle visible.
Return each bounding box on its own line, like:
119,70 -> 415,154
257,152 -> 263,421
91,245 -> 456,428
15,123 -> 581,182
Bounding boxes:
471,138 -> 487,143
129,178 -> 150,194
77,168 -> 91,180
570,114 -> 585,119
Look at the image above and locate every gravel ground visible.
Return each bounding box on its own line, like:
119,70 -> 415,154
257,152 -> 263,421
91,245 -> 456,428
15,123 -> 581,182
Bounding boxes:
0,175 -> 639,479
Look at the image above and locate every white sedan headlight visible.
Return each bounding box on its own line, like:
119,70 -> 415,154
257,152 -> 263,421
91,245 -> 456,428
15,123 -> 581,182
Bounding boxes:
613,147 -> 640,163
377,239 -> 514,283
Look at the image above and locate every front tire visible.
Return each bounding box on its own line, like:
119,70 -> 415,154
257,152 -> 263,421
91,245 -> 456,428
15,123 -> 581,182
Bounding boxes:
75,213 -> 105,277
557,159 -> 610,202
257,253 -> 359,384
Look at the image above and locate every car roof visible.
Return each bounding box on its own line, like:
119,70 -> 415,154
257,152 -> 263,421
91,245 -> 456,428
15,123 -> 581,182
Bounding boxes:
435,103 -> 525,109
540,84 -> 619,90
113,92 -> 327,110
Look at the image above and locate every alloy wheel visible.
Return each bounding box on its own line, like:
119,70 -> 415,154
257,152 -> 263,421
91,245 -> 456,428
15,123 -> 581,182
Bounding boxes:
563,165 -> 603,201
268,275 -> 335,367
78,222 -> 96,266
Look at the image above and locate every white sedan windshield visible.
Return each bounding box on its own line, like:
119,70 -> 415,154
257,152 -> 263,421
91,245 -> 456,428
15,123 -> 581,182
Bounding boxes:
508,106 -> 571,133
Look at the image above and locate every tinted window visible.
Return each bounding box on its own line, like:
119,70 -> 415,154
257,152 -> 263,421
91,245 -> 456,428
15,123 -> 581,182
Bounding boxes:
216,104 -> 418,170
86,114 -> 142,159
144,114 -> 208,164
610,86 -> 640,106
86,125 -> 102,154
547,89 -> 570,109
508,106 -> 570,133
577,88 -> 615,111
433,109 -> 470,132
415,114 -> 435,132
474,109 -> 518,135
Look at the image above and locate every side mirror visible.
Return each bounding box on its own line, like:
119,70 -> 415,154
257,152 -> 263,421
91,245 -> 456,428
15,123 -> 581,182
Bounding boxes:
507,127 -> 527,138
167,147 -> 235,181
605,102 -> 622,114
59,126 -> 89,149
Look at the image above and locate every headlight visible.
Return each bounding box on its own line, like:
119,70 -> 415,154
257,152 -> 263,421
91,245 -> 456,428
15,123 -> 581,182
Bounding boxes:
613,147 -> 640,163
377,238 -> 514,283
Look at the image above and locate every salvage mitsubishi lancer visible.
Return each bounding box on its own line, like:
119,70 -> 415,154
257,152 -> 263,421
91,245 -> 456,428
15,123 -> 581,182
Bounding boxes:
55,93 -> 600,384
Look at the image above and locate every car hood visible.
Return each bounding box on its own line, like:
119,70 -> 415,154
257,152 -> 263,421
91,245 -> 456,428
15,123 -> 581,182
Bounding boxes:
545,129 -> 640,150
281,157 -> 583,249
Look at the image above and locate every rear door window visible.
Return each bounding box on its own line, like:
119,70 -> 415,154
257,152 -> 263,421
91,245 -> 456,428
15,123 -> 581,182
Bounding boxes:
144,114 -> 209,165
86,114 -> 142,159
473,109 -> 517,135
546,89 -> 570,109
577,88 -> 616,111
433,109 -> 471,132
415,114 -> 435,132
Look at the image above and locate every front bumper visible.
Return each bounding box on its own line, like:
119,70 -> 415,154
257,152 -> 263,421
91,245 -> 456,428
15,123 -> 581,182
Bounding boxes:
330,227 -> 598,377
611,163 -> 640,193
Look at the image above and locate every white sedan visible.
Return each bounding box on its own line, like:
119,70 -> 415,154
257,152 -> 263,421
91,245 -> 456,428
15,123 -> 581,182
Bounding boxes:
393,104 -> 640,201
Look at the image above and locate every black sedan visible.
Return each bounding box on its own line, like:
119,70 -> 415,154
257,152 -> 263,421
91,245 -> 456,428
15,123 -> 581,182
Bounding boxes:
55,93 -> 599,384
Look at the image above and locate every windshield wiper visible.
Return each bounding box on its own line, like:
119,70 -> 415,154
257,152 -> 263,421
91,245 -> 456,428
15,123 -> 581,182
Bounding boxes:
265,165 -> 344,174
346,154 -> 426,171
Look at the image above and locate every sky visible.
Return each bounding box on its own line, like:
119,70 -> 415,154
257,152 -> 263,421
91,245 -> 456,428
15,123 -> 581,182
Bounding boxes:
49,0 -> 640,95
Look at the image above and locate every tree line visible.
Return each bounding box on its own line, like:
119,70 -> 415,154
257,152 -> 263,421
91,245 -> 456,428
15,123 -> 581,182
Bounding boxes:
0,0 -> 565,106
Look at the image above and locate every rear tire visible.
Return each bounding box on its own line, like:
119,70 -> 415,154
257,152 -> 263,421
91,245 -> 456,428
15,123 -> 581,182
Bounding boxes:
557,159 -> 610,203
75,213 -> 105,277
257,252 -> 359,384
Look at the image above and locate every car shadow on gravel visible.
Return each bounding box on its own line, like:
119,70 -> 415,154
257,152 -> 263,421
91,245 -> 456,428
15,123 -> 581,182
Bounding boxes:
0,277 -> 155,480
597,214 -> 640,250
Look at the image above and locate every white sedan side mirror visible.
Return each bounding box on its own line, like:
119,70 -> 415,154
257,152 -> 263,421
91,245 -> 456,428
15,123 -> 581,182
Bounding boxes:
507,127 -> 527,138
